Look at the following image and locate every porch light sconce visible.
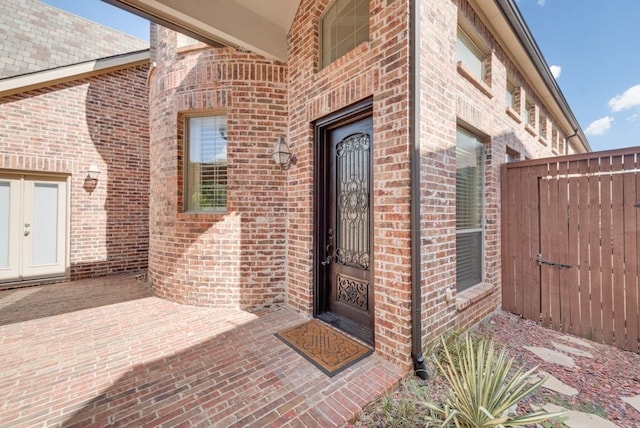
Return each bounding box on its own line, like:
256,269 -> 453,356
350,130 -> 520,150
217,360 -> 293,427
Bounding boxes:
272,136 -> 296,170
85,164 -> 101,182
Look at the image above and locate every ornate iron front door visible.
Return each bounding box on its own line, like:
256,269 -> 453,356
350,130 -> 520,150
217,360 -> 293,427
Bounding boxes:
317,112 -> 374,344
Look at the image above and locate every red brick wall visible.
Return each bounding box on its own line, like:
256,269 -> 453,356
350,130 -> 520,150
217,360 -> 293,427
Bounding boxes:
149,1 -> 414,369
417,0 -> 572,338
0,64 -> 150,280
287,0 -> 413,370
147,0 -> 577,372
148,26 -> 288,308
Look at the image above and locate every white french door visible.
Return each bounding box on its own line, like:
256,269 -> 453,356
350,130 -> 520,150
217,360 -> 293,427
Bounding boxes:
0,174 -> 67,282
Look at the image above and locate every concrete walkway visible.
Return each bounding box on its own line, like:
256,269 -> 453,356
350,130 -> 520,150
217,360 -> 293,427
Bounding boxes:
0,274 -> 403,427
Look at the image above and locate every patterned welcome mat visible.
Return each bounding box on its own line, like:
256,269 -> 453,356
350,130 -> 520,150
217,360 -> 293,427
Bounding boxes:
276,319 -> 373,377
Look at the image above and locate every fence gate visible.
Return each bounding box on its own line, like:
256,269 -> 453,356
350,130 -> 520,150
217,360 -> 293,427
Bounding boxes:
501,147 -> 640,352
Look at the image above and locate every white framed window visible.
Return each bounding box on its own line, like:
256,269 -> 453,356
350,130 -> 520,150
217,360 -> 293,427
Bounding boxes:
525,100 -> 535,127
320,0 -> 369,68
538,113 -> 547,140
506,81 -> 519,110
456,127 -> 485,292
505,147 -> 520,163
185,114 -> 228,212
455,29 -> 484,81
505,85 -> 515,109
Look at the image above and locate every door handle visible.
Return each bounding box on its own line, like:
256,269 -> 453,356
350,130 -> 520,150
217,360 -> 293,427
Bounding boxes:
24,223 -> 30,236
321,228 -> 333,266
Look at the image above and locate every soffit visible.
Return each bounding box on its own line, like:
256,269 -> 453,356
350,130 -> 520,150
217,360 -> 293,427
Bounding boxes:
103,0 -> 300,61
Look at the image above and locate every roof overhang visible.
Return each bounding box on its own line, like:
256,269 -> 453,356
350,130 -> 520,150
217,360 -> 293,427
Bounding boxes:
0,50 -> 150,98
103,0 -> 300,61
101,0 -> 589,153
472,0 -> 590,152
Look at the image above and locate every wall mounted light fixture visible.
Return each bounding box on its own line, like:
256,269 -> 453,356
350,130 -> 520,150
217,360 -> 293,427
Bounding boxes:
272,136 -> 296,170
85,164 -> 101,182
82,164 -> 100,194
87,163 -> 100,181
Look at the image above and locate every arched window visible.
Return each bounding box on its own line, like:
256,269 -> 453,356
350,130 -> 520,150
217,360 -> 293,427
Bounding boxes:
320,0 -> 369,68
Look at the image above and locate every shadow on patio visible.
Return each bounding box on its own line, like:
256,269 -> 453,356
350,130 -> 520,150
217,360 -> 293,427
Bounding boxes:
0,274 -> 403,427
0,274 -> 150,325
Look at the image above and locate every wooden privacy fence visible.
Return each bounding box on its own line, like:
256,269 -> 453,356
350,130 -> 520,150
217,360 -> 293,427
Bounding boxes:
501,147 -> 640,352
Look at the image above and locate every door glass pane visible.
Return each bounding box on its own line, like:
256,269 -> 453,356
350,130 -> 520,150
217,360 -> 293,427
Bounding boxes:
0,182 -> 9,268
335,132 -> 370,270
32,183 -> 58,265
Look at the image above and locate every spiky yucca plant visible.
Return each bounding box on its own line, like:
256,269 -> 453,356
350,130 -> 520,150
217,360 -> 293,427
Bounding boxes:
422,334 -> 563,427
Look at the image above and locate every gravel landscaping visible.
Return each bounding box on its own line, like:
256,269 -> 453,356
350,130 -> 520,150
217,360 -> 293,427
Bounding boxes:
352,311 -> 640,427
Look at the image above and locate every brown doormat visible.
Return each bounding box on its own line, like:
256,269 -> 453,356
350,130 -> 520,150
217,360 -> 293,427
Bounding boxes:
276,319 -> 373,377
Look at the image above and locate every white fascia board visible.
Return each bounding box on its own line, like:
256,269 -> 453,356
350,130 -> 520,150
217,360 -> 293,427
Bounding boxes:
106,0 -> 289,61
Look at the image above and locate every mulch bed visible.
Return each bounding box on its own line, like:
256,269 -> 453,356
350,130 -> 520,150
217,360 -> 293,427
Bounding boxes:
476,311 -> 640,427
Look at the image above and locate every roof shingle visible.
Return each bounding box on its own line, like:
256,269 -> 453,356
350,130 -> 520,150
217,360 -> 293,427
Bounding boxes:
0,0 -> 148,78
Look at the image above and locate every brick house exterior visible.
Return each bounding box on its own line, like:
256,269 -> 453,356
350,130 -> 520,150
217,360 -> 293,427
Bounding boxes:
2,0 -> 591,376
0,0 -> 150,283
137,0 -> 590,374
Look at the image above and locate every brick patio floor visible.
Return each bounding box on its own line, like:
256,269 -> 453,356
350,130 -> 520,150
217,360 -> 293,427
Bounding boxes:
0,274 -> 403,427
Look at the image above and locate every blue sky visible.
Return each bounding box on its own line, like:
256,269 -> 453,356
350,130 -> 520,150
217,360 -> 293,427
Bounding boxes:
40,0 -> 150,41
517,0 -> 640,152
41,0 -> 639,152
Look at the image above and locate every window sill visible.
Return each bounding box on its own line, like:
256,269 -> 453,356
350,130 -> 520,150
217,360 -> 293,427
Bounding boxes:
525,123 -> 537,137
456,61 -> 493,99
178,210 -> 227,220
456,282 -> 496,311
506,106 -> 521,123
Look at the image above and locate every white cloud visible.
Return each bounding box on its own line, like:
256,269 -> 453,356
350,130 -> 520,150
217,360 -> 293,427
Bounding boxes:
608,84 -> 640,112
537,0 -> 546,5
585,116 -> 614,136
549,65 -> 562,79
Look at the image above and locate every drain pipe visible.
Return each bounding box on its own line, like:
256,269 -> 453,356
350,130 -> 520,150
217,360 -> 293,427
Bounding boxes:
409,0 -> 428,380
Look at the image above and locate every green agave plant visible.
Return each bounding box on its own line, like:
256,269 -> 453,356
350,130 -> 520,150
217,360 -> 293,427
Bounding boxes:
422,334 -> 563,427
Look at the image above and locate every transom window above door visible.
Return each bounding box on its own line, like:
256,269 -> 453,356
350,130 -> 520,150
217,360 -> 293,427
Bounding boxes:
320,0 -> 369,68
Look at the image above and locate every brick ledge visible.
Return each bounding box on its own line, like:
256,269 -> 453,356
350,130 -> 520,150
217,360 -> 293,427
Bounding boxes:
456,282 -> 496,311
456,61 -> 493,98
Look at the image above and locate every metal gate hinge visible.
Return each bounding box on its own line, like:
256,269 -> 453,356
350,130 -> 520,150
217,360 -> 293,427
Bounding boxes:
536,254 -> 573,269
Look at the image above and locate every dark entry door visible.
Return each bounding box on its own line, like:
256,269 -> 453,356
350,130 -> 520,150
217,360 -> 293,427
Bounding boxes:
316,107 -> 374,344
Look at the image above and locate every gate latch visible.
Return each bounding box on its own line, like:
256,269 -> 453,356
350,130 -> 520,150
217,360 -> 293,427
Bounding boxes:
536,254 -> 573,269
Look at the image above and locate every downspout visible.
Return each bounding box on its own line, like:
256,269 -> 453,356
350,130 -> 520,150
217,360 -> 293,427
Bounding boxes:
409,0 -> 428,380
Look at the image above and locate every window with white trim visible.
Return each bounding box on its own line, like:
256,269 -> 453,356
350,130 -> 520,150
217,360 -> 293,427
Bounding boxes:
320,0 -> 369,68
185,114 -> 227,212
455,29 -> 484,81
456,127 -> 485,292
505,147 -> 520,163
525,99 -> 535,128
538,112 -> 547,140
